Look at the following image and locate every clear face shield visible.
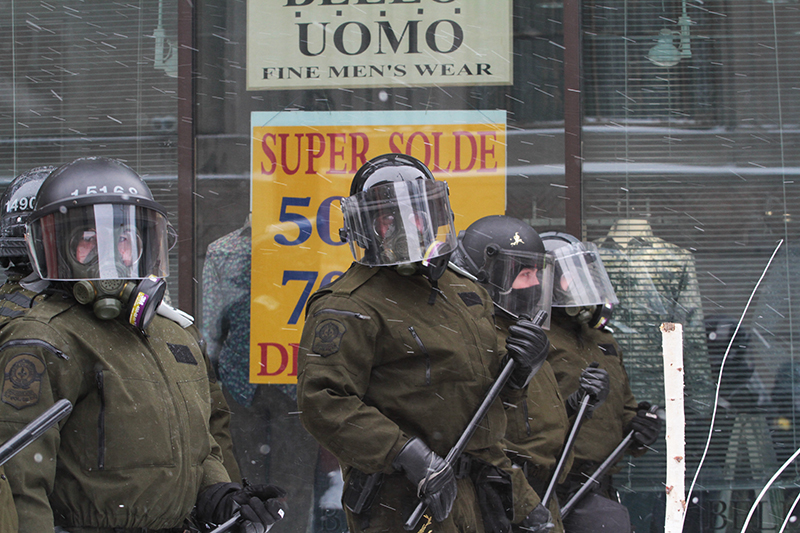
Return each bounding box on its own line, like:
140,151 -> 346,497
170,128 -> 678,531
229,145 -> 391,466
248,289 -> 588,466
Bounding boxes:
341,179 -> 457,267
27,203 -> 171,281
482,247 -> 554,328
550,241 -> 619,309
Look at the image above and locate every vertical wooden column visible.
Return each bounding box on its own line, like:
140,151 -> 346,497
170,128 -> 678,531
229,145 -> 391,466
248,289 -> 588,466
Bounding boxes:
662,322 -> 686,533
563,0 -> 583,238
177,0 -> 196,314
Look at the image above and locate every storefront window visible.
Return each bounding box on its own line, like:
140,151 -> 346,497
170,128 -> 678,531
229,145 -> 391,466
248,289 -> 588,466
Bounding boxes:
0,0 -> 180,293
4,0 -> 800,530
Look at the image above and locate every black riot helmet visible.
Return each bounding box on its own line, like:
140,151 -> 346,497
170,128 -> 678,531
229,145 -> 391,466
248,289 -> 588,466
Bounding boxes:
25,157 -> 171,329
452,215 -> 553,323
540,231 -> 618,329
0,166 -> 55,272
340,153 -> 457,278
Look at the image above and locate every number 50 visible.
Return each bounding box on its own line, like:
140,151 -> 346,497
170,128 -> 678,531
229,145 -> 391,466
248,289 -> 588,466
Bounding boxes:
275,196 -> 344,246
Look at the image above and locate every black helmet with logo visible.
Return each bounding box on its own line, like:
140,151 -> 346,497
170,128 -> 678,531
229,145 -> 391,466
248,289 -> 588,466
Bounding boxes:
0,166 -> 55,271
340,153 -> 457,274
452,215 -> 553,322
26,156 -> 171,281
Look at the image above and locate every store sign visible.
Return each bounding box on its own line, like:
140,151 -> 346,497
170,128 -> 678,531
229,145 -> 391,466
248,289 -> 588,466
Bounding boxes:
249,110 -> 506,383
246,0 -> 512,90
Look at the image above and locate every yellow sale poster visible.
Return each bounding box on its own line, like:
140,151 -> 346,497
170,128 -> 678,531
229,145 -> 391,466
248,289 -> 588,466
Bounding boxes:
250,110 -> 506,383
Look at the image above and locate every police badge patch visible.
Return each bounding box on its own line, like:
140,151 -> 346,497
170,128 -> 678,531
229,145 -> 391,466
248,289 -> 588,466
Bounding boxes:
313,319 -> 347,357
2,353 -> 45,409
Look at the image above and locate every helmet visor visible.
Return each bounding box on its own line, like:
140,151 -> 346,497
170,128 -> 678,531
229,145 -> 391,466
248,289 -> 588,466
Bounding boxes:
550,242 -> 619,307
482,249 -> 554,327
341,180 -> 456,267
27,203 -> 170,281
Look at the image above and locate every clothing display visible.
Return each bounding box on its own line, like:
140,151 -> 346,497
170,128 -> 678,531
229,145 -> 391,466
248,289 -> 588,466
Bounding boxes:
201,219 -> 320,533
595,219 -> 713,416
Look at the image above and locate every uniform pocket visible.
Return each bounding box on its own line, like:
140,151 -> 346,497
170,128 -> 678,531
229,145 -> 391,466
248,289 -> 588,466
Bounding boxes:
176,376 -> 213,466
96,371 -> 176,470
401,325 -> 477,387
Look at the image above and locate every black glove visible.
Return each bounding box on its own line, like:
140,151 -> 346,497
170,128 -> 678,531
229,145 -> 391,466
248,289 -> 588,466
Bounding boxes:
505,318 -> 550,389
627,401 -> 662,447
514,503 -> 554,533
392,438 -> 457,522
566,364 -> 609,418
196,481 -> 287,533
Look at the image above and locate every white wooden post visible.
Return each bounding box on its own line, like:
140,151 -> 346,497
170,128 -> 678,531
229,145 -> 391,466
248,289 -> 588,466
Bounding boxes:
661,322 -> 685,533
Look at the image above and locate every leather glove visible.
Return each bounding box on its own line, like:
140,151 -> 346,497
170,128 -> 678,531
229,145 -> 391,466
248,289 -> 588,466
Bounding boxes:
565,364 -> 609,418
392,437 -> 457,522
627,401 -> 662,447
505,318 -> 550,389
514,503 -> 554,533
196,481 -> 287,533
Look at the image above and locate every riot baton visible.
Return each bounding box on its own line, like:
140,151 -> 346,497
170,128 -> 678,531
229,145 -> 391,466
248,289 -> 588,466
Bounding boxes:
207,510 -> 281,533
560,403 -> 659,518
207,511 -> 240,533
403,308 -> 548,531
540,364 -> 599,508
0,398 -> 72,466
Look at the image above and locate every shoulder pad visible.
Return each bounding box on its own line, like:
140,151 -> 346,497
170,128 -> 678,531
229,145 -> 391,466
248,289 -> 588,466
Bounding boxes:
305,264 -> 380,315
156,302 -> 194,328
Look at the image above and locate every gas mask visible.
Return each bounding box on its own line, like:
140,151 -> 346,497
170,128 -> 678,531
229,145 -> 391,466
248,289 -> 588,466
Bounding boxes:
563,302 -> 614,329
72,274 -> 166,330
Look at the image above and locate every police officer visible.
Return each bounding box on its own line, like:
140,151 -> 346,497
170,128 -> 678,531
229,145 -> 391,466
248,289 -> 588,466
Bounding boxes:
0,166 -> 45,533
452,216 -> 609,533
298,154 -> 550,533
0,157 -> 282,533
541,232 -> 662,533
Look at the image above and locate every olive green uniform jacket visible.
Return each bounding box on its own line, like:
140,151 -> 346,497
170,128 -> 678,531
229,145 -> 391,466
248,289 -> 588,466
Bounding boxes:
546,316 -> 639,479
497,316 -> 569,533
0,288 -> 231,533
298,264 -> 539,533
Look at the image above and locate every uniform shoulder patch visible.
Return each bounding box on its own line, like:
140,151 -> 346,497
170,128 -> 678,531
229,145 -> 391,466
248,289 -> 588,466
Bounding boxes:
458,292 -> 483,307
597,343 -> 618,356
312,318 -> 347,357
2,353 -> 45,409
167,343 -> 198,365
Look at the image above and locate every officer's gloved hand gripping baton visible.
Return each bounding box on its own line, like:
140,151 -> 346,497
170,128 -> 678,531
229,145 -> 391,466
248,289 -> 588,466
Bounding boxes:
0,398 -> 72,466
403,302 -> 548,531
560,403 -> 660,518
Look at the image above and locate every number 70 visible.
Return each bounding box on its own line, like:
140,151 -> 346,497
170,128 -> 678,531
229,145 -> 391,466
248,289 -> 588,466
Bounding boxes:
282,270 -> 343,324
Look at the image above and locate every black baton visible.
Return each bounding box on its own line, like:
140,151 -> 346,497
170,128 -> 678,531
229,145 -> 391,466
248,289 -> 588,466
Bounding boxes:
403,308 -> 548,531
0,398 -> 72,466
560,403 -> 660,517
541,379 -> 594,508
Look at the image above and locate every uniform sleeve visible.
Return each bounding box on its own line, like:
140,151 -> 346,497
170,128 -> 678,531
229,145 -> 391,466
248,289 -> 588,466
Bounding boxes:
205,350 -> 241,482
297,296 -> 408,474
0,325 -> 81,533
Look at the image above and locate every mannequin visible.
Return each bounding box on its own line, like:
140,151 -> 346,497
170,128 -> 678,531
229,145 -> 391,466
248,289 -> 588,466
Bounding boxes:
605,218 -> 654,248
595,219 -> 714,532
202,216 -> 324,533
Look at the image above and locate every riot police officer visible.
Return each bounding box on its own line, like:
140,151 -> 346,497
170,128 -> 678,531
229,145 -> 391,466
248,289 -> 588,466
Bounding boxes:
541,231 -> 661,533
452,215 -> 609,533
0,166 -> 50,533
298,154 -> 549,533
0,157 -> 282,533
